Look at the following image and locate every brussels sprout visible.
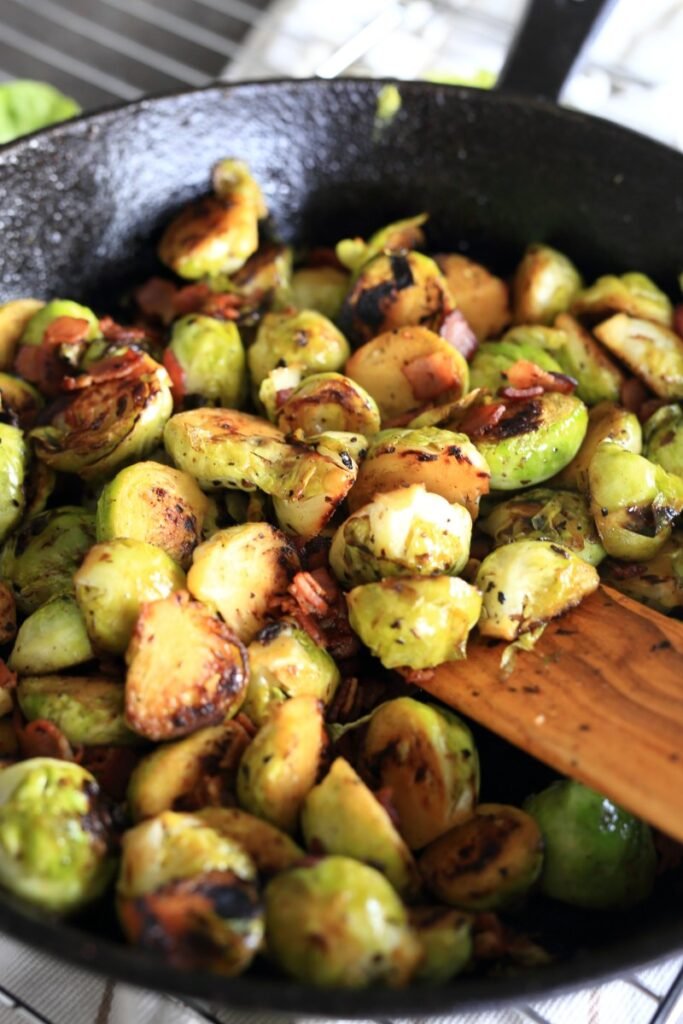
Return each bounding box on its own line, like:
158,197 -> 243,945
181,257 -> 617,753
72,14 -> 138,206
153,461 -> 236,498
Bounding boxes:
305,430 -> 369,465
589,442 -> 683,560
258,364 -> 303,422
331,485 -> 472,587
23,459 -> 56,519
571,272 -> 673,327
349,427 -> 490,519
290,265 -> 349,319
594,314 -> 683,399
481,488 -> 605,565
272,438 -> 358,540
418,804 -> 543,911
265,856 -> 421,987
339,251 -> 453,346
410,906 -> 473,983
32,354 -> 173,480
0,423 -> 27,544
0,373 -> 43,429
0,298 -> 44,368
117,810 -> 263,975
158,158 -> 266,279
553,313 -> 624,405
0,580 -> 16,646
276,372 -> 381,437
407,389 -> 488,432
524,780 -> 656,909
17,674 -> 138,745
187,523 -> 299,643
237,694 -> 327,833
512,243 -> 582,325
6,506 -> 96,614
243,620 -> 340,727
0,758 -> 115,913
346,326 -> 469,426
556,400 -> 642,492
125,590 -> 247,740
197,807 -> 304,875
469,336 -> 565,393
9,595 -> 93,674
336,214 -> 427,275
435,254 -> 510,342
473,392 -> 588,490
74,538 -> 185,654
127,720 -> 251,821
347,575 -> 481,670
476,540 -> 599,640
21,299 -> 100,346
96,460 -> 210,570
167,314 -> 246,408
644,403 -> 683,477
248,309 -> 350,390
215,241 -> 292,311
600,534 -> 683,613
301,757 -> 420,898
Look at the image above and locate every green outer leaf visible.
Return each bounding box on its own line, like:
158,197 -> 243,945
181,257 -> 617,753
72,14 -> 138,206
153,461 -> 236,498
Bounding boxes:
0,81 -> 80,145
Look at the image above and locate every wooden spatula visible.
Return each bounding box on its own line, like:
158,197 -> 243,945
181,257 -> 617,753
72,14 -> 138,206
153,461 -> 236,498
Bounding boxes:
418,584 -> 683,842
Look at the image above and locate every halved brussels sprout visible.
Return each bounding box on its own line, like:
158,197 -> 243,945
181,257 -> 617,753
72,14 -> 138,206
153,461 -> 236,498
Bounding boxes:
553,313 -> 624,405
348,427 -> 490,519
644,403 -> 683,477
512,243 -> 582,325
21,299 -> 100,346
600,534 -> 683,614
258,364 -> 303,422
410,906 -> 473,983
0,423 -> 27,544
336,214 -> 427,275
0,373 -> 43,429
435,254 -> 510,342
594,314 -> 683,399
469,336 -> 565,394
345,326 -> 469,425
214,241 -> 292,311
306,430 -> 369,465
331,484 -> 472,586
347,576 -> 481,670
481,488 -> 605,565
571,272 -> 673,326
524,780 -> 656,910
17,674 -> 138,746
589,442 -> 683,560
0,580 -> 16,646
167,314 -> 246,408
187,523 -> 299,643
96,460 -> 210,570
290,265 -> 349,319
197,807 -> 304,875
0,299 -> 44,368
265,856 -> 421,988
272,437 -> 358,539
237,694 -> 326,833
276,372 -> 381,437
556,400 -> 642,492
0,758 -> 115,913
74,538 -> 185,654
9,595 -> 93,674
127,719 -> 251,821
158,159 -> 266,279
360,698 -> 479,850
339,251 -> 453,346
301,757 -> 420,899
472,392 -> 588,490
243,620 -> 340,727
32,354 -> 173,480
418,804 -> 543,911
125,590 -> 247,741
23,459 -> 56,519
476,540 -> 599,640
249,308 -> 350,391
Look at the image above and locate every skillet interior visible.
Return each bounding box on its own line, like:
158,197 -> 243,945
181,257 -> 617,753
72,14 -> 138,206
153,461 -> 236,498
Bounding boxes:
0,78 -> 682,1015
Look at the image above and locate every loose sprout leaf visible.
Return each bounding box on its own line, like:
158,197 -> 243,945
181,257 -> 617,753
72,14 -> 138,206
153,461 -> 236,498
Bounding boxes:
0,81 -> 80,144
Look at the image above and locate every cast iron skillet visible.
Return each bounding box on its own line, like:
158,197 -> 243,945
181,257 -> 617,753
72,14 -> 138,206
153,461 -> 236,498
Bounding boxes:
1,0 -> 683,1015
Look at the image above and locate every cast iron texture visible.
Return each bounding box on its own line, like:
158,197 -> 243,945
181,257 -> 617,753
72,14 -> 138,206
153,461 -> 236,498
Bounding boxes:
0,79 -> 682,1016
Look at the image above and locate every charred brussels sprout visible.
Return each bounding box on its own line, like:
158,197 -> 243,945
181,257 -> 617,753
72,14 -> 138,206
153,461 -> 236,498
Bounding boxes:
339,251 -> 453,346
276,372 -> 381,437
0,299 -> 44,368
469,337 -> 565,394
271,437 -> 358,539
167,314 -> 246,408
265,856 -> 421,987
331,484 -> 472,586
476,540 -> 599,640
435,253 -> 510,342
96,461 -> 209,570
361,698 -> 479,850
158,159 -> 266,279
258,365 -> 303,422
347,576 -> 482,670
336,214 -> 427,275
524,780 -> 656,910
594,314 -> 683,399
644,404 -> 683,477
9,595 -> 93,674
290,266 -> 349,320
512,243 -> 582,325
237,694 -> 327,833
481,488 -> 605,566
17,674 -> 137,746
244,620 -> 340,727
214,241 -> 292,311
600,534 -> 683,614
410,906 -> 473,983
553,313 -> 624,405
557,400 -> 642,492
248,309 -> 350,390
197,807 -> 304,875
0,758 -> 115,913
418,804 -> 543,911
0,423 -> 27,543
74,538 -> 185,654
0,373 -> 43,429
473,392 -> 588,490
21,299 -> 100,346
571,272 -> 673,326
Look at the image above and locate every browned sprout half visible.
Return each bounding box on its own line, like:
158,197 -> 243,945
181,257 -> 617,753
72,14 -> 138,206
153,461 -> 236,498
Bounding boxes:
512,243 -> 582,325
555,399 -> 642,492
435,253 -> 510,342
571,272 -> 673,327
600,533 -> 683,614
276,372 -> 381,437
125,590 -> 248,741
0,299 -> 44,369
594,314 -> 683,399
410,906 -> 473,983
248,309 -> 350,390
197,807 -> 304,875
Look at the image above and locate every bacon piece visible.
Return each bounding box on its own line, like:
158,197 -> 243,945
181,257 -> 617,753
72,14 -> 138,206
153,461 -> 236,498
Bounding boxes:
80,746 -> 141,801
173,283 -> 212,317
639,397 -> 671,425
163,348 -> 187,405
17,719 -> 76,761
201,292 -> 242,321
674,304 -> 683,341
306,247 -> 345,271
402,350 -> 461,401
14,343 -> 66,397
504,359 -> 577,395
440,309 -> 478,360
43,316 -> 91,347
62,348 -> 145,390
459,400 -> 506,438
134,277 -> 178,324
99,316 -> 151,344
620,375 -> 650,416
373,787 -> 401,829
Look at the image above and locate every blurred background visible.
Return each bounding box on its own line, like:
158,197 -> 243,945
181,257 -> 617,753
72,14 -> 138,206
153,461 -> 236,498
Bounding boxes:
0,0 -> 682,149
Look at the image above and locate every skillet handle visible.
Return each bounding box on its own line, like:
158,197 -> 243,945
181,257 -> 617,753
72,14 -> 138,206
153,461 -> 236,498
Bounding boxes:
497,0 -> 617,102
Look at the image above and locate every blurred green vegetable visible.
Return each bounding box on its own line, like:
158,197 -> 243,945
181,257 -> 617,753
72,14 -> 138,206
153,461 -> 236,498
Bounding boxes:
0,81 -> 80,145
